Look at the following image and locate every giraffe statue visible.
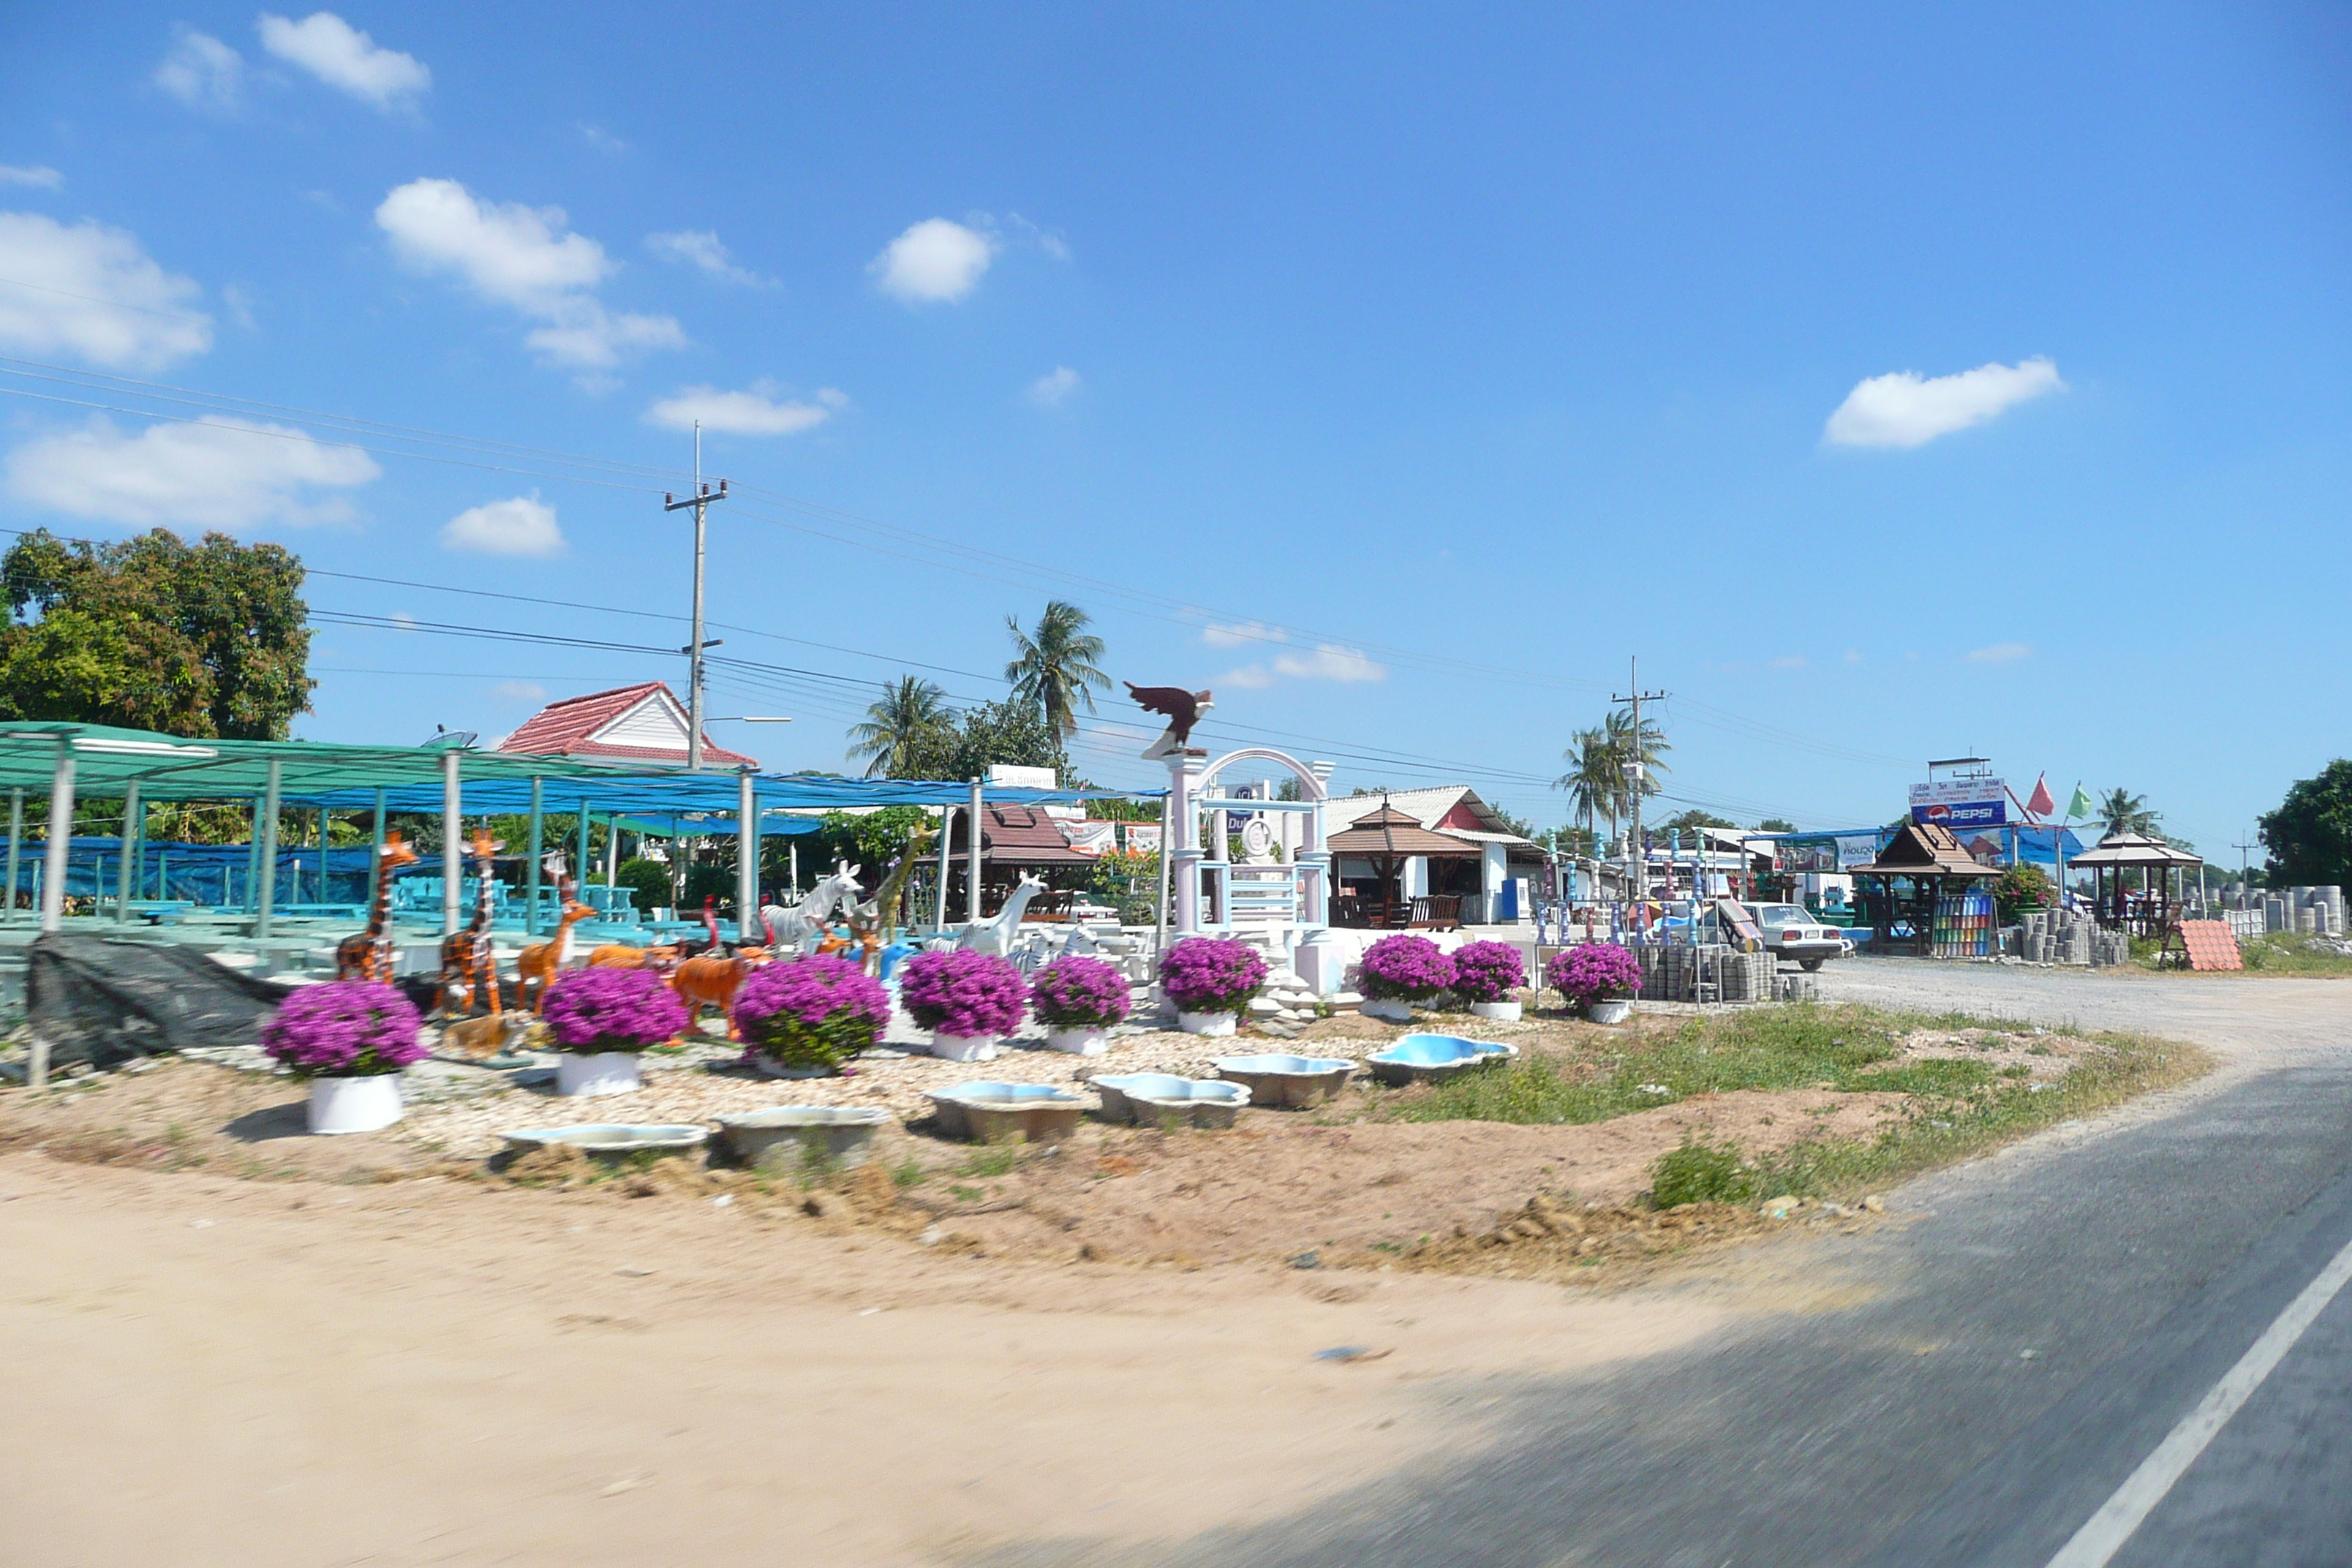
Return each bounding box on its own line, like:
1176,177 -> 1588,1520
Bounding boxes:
335,830 -> 421,982
436,829 -> 503,1017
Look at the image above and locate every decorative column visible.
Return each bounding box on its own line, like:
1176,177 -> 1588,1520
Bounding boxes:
1295,788 -> 1330,930
933,806 -> 955,931
255,758 -> 282,940
114,780 -> 141,925
1166,754 -> 1202,938
966,777 -> 984,924
523,779 -> 542,937
3,786 -> 22,925
736,767 -> 760,943
39,739 -> 75,933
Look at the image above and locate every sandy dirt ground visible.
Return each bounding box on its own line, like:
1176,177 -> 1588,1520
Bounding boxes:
0,983 -> 2164,1567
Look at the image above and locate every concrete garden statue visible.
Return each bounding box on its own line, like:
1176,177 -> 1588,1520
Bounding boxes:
1158,937 -> 1267,1036
540,966 -> 689,1096
1449,940 -> 1527,1022
1028,954 -> 1131,1054
1357,933 -> 1455,1022
1556,941 -> 1641,1024
729,954 -> 891,1077
260,980 -> 428,1135
899,948 -> 1027,1061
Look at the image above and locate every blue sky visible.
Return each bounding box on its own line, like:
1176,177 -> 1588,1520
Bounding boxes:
1,4 -> 2347,856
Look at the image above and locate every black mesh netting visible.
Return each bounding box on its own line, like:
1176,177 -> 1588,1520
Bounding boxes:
27,934 -> 295,1070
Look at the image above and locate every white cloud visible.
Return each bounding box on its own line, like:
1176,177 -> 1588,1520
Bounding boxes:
870,217 -> 997,304
1220,642 -> 1387,689
1200,620 -> 1284,649
442,494 -> 565,557
4,415 -> 378,530
257,12 -> 429,110
493,680 -> 547,702
578,123 -> 627,154
1964,641 -> 2032,664
375,178 -> 683,374
647,229 -> 762,285
1028,366 -> 1082,407
389,611 -> 418,632
0,212 -> 213,370
1770,655 -> 1808,669
155,29 -> 244,112
644,382 -> 843,437
1825,358 -> 2064,449
0,166 -> 63,189
1842,649 -> 1861,664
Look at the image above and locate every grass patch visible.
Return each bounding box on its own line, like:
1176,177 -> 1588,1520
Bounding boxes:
957,1142 -> 1024,1179
2215,933 -> 2352,977
888,1156 -> 930,1188
1651,1138 -> 1755,1207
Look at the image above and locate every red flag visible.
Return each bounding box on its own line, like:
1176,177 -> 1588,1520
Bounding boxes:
2026,774 -> 2056,819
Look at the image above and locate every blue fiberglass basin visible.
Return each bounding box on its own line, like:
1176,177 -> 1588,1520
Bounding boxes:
1365,1033 -> 1518,1086
1210,1055 -> 1359,1110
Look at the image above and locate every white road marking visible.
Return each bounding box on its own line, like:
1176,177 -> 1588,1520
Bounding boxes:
2045,1226 -> 2352,1567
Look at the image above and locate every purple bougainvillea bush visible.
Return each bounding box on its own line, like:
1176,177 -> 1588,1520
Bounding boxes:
1448,941 -> 1527,1004
731,954 -> 892,1073
1357,933 -> 1457,1003
1157,937 -> 1267,1016
260,981 -> 426,1078
1029,955 -> 1133,1030
542,966 -> 689,1054
898,948 -> 1026,1039
1554,942 -> 1643,1009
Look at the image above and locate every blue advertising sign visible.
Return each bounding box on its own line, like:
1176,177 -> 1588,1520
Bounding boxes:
1910,778 -> 2007,831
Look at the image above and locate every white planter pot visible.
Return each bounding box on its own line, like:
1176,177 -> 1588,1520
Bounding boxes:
307,1073 -> 403,1135
1586,999 -> 1634,1025
1470,1000 -> 1523,1022
1358,997 -> 1416,1023
753,1054 -> 837,1079
929,1033 -> 1002,1063
556,1051 -> 643,1096
1044,1026 -> 1110,1055
1177,1009 -> 1237,1038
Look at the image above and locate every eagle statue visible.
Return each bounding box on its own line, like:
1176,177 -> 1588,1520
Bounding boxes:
1125,682 -> 1213,760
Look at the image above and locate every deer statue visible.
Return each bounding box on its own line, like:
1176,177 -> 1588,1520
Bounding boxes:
667,939 -> 772,1025
436,829 -> 503,1018
587,939 -> 682,971
957,872 -> 1049,957
515,855 -> 595,1013
336,830 -> 421,981
762,863 -> 865,954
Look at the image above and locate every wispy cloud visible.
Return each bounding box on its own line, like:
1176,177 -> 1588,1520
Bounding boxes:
0,165 -> 63,189
442,494 -> 565,557
1964,641 -> 2032,665
1200,620 -> 1284,649
644,382 -> 845,436
1771,655 -> 1808,669
0,212 -> 213,369
1221,642 -> 1387,688
1027,366 -> 1082,407
493,680 -> 548,702
647,229 -> 765,285
1825,358 -> 2064,448
4,415 -> 378,531
154,27 -> 244,113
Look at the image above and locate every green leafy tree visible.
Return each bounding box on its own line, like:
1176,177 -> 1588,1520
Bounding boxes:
2258,760 -> 2352,892
909,698 -> 1071,783
1757,817 -> 1796,834
0,527 -> 313,738
847,676 -> 953,778
1003,600 -> 1109,740
1655,809 -> 1735,835
1993,862 -> 2055,921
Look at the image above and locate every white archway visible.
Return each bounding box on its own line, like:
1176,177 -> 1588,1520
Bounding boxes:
1166,745 -> 1330,938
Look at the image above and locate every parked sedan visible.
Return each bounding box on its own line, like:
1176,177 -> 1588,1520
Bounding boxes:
1744,904 -> 1847,970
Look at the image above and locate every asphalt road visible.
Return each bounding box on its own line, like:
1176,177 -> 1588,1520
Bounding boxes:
987,960 -> 2352,1568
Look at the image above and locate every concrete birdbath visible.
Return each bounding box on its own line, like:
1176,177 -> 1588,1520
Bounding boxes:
1092,1073 -> 1253,1129
924,1082 -> 1085,1142
1364,1033 -> 1519,1087
502,1123 -> 709,1160
717,1106 -> 892,1170
1210,1054 -> 1359,1109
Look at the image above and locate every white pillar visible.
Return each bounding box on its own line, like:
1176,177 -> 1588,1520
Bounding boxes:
440,748 -> 462,936
1167,756 -> 1201,938
966,777 -> 984,924
39,740 -> 75,933
4,786 -> 22,925
736,768 -> 759,943
934,806 -> 955,930
115,780 -> 141,926
255,758 -> 282,939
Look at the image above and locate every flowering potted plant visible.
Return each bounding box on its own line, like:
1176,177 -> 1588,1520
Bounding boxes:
1555,942 -> 1642,1023
1450,940 -> 1528,1022
1158,937 -> 1267,1036
731,954 -> 891,1077
541,966 -> 688,1096
260,981 -> 427,1135
1356,933 -> 1456,1022
1028,954 -> 1132,1055
898,948 -> 1026,1061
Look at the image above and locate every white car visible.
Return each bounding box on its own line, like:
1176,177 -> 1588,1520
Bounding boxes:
1744,903 -> 1846,970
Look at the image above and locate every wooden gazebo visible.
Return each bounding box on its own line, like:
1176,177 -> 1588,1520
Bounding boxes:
1850,821 -> 1999,957
1326,802 -> 1480,929
2068,830 -> 2203,935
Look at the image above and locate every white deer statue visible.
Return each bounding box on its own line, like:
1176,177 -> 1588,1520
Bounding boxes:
761,863 -> 864,955
956,872 -> 1049,957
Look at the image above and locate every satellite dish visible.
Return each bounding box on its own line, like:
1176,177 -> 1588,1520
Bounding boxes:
421,726 -> 479,750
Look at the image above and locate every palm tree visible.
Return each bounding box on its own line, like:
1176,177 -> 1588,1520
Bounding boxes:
1556,725 -> 1618,851
848,676 -> 950,778
2098,788 -> 2160,837
1004,600 -> 1109,740
1602,704 -> 1670,823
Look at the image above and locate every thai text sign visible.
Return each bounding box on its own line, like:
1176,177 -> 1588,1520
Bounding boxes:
1910,778 -> 2007,830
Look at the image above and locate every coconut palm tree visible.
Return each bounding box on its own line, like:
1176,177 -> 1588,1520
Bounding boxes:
1556,725 -> 1619,849
848,676 -> 951,778
1004,600 -> 1109,740
2098,788 -> 2160,837
1602,704 -> 1670,823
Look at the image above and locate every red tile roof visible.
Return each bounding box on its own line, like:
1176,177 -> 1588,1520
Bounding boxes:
497,682 -> 758,769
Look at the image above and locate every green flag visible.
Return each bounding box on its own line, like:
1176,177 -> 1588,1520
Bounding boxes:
2065,783 -> 2094,821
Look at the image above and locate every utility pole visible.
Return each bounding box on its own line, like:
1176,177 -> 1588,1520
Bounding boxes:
663,420 -> 728,771
1613,656 -> 1667,911
2233,832 -> 2259,892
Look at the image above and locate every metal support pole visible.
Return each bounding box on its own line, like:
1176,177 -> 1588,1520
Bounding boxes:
525,777 -> 543,936
243,797 -> 262,914
368,788 -> 388,916
576,800 -> 591,902
39,739 -> 75,932
440,749 -> 461,937
115,780 -> 140,926
255,758 -> 282,940
934,806 -> 955,931
736,769 -> 759,943
966,777 -> 984,924
4,786 -> 23,924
